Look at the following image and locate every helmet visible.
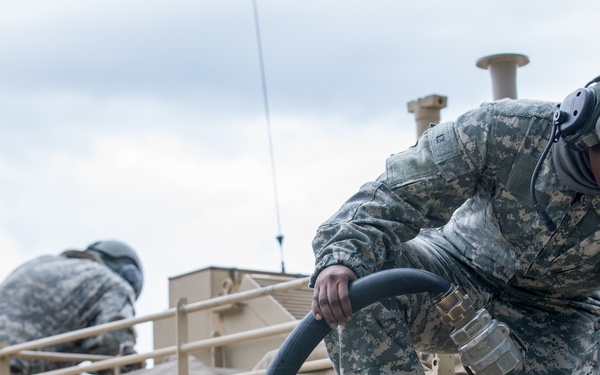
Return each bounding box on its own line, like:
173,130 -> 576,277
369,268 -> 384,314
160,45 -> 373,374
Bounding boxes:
86,240 -> 143,300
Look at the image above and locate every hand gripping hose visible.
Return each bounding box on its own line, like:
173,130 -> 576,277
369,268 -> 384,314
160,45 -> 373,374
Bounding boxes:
265,268 -> 525,375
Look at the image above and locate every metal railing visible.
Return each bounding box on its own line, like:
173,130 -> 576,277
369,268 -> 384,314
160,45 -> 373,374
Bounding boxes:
0,276 -> 327,375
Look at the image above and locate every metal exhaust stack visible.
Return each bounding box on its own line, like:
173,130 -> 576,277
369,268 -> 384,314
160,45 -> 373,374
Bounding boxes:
476,53 -> 529,100
407,94 -> 448,137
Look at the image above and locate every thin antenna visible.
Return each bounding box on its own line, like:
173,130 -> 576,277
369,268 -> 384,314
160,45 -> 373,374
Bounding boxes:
252,0 -> 285,273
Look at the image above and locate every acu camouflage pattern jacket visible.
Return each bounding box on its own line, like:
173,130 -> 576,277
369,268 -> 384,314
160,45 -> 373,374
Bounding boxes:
312,99 -> 600,300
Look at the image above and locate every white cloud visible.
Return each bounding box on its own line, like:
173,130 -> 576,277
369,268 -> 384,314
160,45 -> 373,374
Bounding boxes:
0,230 -> 25,278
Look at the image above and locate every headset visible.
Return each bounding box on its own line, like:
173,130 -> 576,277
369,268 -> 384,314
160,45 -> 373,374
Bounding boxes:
530,75 -> 600,231
555,76 -> 600,150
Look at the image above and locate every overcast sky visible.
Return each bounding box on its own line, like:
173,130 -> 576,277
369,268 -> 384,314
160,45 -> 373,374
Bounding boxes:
2,0 -> 600,357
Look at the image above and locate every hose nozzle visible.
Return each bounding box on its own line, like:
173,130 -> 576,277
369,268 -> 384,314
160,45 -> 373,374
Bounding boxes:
433,286 -> 526,375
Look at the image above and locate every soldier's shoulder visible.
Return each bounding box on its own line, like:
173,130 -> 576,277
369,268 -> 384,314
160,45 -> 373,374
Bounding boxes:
485,98 -> 556,119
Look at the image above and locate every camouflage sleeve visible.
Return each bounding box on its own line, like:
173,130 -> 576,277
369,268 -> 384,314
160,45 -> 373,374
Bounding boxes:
79,289 -> 137,356
310,104 -> 493,285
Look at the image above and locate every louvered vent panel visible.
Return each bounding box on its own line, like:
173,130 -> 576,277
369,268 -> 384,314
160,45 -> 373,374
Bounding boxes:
251,275 -> 312,320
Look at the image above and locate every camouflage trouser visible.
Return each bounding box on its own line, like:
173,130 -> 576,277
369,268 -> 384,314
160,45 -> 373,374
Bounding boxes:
324,229 -> 600,374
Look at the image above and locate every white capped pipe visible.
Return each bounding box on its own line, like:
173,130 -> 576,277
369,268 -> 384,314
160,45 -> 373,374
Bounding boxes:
477,53 -> 529,100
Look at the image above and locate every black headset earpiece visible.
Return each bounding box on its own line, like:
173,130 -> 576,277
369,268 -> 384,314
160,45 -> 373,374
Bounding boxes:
554,88 -> 595,135
554,86 -> 598,150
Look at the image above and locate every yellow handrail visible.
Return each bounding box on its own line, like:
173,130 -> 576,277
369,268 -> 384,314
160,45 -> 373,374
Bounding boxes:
38,321 -> 301,375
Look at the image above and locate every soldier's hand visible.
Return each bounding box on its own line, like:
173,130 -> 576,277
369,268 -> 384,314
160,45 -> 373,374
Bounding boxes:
118,343 -> 146,373
311,265 -> 357,329
120,362 -> 145,374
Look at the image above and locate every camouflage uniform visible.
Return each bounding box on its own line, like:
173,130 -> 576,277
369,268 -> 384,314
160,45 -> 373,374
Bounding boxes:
311,99 -> 600,374
0,253 -> 137,374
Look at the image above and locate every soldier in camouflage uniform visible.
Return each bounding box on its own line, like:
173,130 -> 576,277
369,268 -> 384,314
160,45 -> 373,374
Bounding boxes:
310,78 -> 600,374
0,240 -> 144,374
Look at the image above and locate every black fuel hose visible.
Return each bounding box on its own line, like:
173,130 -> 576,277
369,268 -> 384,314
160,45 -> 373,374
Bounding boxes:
265,268 -> 453,374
